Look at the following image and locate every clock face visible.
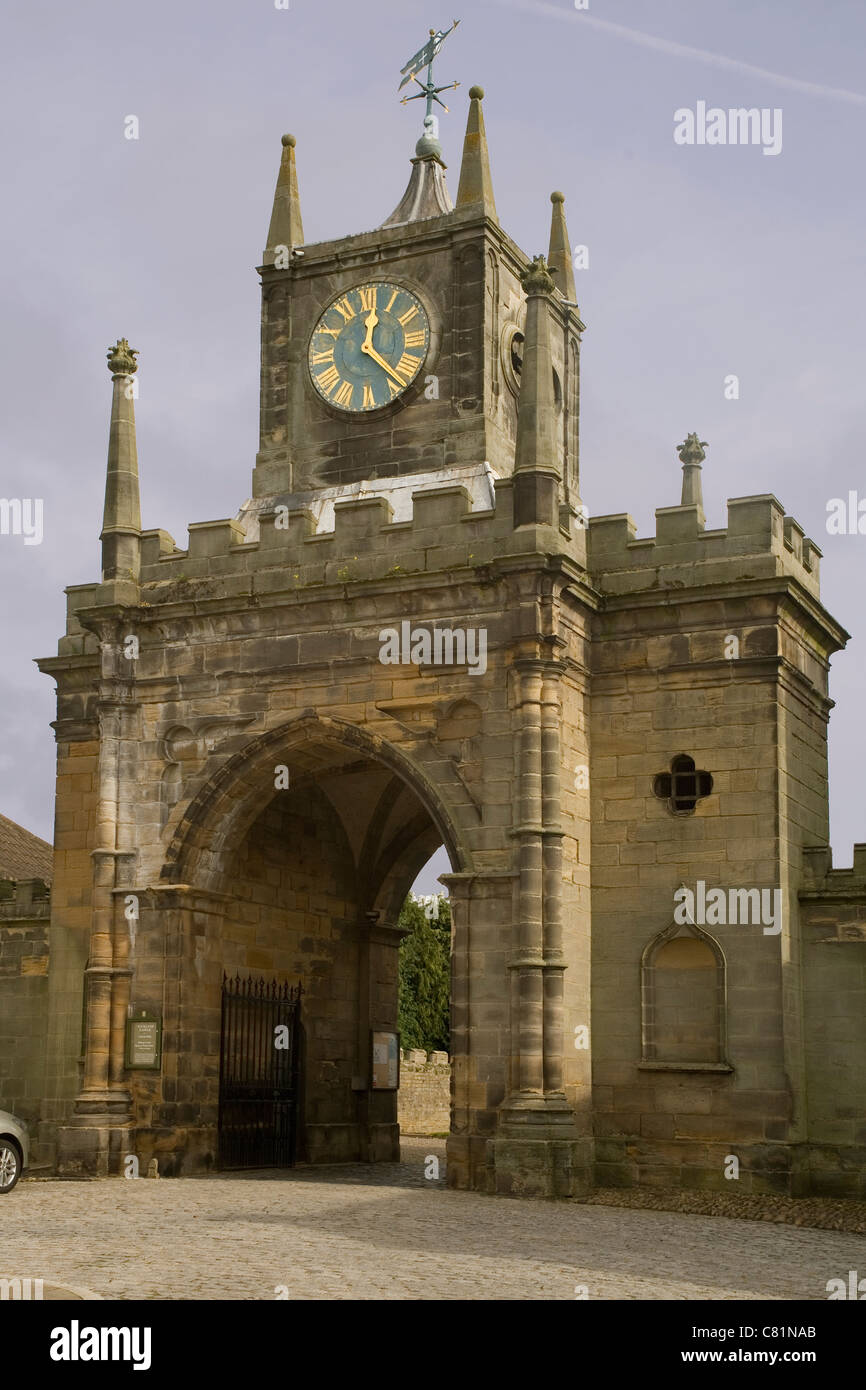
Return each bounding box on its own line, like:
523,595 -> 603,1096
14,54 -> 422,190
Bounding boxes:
308,281 -> 430,412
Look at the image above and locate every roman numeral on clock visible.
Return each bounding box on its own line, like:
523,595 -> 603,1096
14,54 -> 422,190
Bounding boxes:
398,306 -> 419,327
311,347 -> 335,365
358,287 -> 376,312
333,296 -> 355,323
403,330 -> 426,349
362,383 -> 375,409
395,352 -> 422,382
316,364 -> 340,393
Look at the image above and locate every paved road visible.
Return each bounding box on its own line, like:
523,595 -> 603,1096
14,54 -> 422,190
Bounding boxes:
2,1140 -> 862,1300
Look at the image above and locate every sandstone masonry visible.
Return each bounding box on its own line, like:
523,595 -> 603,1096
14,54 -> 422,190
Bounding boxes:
0,85 -> 861,1199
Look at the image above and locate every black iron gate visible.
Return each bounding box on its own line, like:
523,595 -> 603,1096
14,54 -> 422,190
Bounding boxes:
218,973 -> 301,1169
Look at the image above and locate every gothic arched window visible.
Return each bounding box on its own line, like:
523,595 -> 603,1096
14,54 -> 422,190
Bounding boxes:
640,923 -> 728,1068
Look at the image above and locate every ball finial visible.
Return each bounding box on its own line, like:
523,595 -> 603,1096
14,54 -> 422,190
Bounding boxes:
469,85 -> 484,100
281,133 -> 296,148
551,190 -> 565,204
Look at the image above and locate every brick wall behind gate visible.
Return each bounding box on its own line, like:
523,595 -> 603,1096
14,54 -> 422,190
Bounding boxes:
398,1050 -> 450,1135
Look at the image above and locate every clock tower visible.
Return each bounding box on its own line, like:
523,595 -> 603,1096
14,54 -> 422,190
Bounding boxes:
251,88 -> 585,527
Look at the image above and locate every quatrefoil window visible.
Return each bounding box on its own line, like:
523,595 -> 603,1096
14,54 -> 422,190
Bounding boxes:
653,754 -> 713,814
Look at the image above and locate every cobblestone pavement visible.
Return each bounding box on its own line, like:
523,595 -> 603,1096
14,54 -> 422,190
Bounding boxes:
3,1140 -> 863,1301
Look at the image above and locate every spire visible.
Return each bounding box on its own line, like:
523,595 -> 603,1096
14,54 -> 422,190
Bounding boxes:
513,256 -> 561,528
547,191 -> 575,303
263,134 -> 304,266
381,116 -> 453,226
455,86 -> 497,221
678,433 -> 707,511
101,339 -> 142,583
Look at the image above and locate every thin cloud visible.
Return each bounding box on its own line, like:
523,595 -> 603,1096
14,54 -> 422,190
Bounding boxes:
490,0 -> 866,106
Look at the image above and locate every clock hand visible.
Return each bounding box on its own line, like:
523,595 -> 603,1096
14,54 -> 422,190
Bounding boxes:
362,307 -> 378,351
361,337 -> 407,388
360,306 -> 407,388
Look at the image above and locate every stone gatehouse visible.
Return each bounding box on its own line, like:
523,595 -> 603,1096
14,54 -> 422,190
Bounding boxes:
2,81 -> 864,1199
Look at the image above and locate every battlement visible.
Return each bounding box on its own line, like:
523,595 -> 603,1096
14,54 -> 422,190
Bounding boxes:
53,465 -> 594,648
127,471 -> 588,601
588,495 -> 821,599
0,877 -> 51,920
801,844 -> 866,895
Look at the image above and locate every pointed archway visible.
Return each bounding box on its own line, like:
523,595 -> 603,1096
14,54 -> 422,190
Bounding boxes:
137,714 -> 471,1172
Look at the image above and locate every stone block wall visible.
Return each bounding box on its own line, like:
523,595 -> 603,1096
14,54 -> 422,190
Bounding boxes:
0,879 -> 50,1134
586,495 -> 836,1195
799,845 -> 866,1195
398,1050 -> 450,1135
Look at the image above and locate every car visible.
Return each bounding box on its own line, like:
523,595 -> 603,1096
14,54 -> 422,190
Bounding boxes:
0,1110 -> 29,1193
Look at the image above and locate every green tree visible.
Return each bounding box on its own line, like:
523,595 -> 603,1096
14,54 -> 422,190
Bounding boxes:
398,895 -> 451,1054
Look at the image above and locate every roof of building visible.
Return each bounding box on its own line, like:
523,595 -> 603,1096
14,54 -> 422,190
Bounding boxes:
0,813 -> 53,885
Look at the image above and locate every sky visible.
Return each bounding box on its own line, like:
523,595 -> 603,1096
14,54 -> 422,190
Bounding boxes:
1,0 -> 864,899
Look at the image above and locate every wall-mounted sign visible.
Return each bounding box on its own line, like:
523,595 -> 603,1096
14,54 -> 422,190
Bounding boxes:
371,1031 -> 400,1090
125,1011 -> 162,1070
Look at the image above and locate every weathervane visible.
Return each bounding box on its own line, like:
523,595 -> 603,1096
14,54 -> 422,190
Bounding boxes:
398,20 -> 460,121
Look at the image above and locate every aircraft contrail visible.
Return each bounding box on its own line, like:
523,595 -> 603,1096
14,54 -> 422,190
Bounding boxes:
489,0 -> 866,106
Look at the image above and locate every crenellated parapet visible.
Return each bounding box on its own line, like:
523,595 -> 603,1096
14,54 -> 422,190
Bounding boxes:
0,876 -> 51,922
589,493 -> 822,599
109,474 -> 588,603
800,844 -> 866,921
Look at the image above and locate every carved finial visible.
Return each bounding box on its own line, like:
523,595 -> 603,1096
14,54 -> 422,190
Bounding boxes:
521,254 -> 555,296
677,432 -> 708,466
107,339 -> 139,376
678,433 -> 706,512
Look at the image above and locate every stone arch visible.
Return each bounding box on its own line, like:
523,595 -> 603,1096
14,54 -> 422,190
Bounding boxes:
159,711 -> 471,895
141,713 -> 470,1173
640,921 -> 728,1066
